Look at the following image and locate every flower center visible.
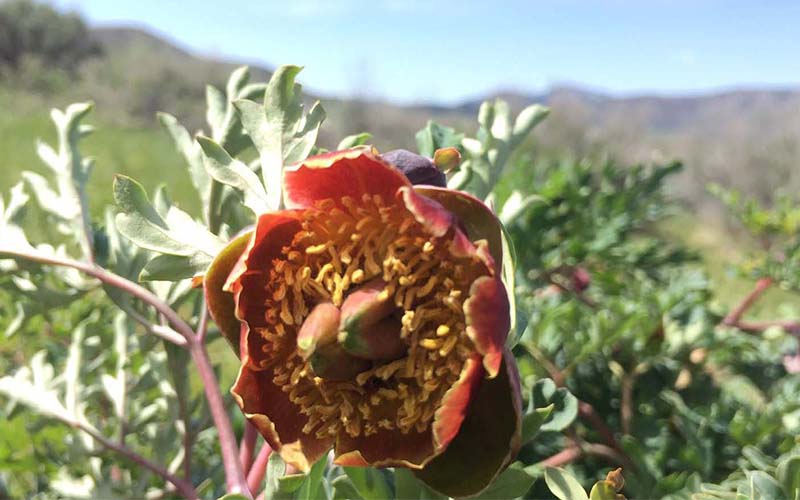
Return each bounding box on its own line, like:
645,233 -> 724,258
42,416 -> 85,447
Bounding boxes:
255,194 -> 488,438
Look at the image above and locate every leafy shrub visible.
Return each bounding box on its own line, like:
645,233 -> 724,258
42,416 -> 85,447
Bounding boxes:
0,65 -> 797,500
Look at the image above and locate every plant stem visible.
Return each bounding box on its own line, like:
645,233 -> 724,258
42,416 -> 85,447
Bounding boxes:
188,339 -> 250,495
76,420 -> 198,499
197,302 -> 210,344
578,401 -> 622,454
722,277 -> 773,326
620,375 -> 634,435
240,422 -> 258,473
721,277 -> 800,336
538,441 -> 633,470
247,443 -> 273,496
523,343 -> 565,387
119,302 -> 187,346
538,446 -> 582,467
0,247 -> 251,497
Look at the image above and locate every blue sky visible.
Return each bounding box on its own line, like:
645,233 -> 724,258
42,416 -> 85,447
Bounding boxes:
51,0 -> 800,105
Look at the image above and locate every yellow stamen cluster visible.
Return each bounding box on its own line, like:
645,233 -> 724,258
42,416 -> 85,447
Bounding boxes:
255,194 -> 488,439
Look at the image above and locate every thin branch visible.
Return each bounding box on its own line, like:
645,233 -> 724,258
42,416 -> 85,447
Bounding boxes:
538,446 -> 582,467
240,422 -> 258,474
247,442 -> 273,496
76,421 -> 197,499
620,375 -> 634,435
176,379 -> 193,483
731,318 -> 800,335
722,277 -> 772,326
188,339 -> 250,496
578,401 -> 622,454
0,247 -> 251,497
117,302 -> 187,346
523,343 -> 565,387
582,442 -> 635,470
197,301 -> 210,344
537,442 -> 633,470
720,277 -> 800,336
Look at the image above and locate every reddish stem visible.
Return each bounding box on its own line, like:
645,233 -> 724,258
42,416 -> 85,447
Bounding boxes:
247,442 -> 273,495
620,376 -> 634,435
240,422 -> 258,473
722,277 -> 773,326
0,249 -> 251,498
578,401 -> 621,453
539,446 -> 581,467
733,318 -> 800,335
197,303 -> 210,344
77,421 -> 198,499
538,442 -> 633,470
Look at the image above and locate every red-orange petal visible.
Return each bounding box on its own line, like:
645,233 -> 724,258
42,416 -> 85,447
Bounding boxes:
464,275 -> 510,378
224,212 -> 303,367
414,349 -> 522,498
398,186 -> 477,261
414,186 -> 504,274
432,355 -> 484,451
284,149 -> 411,209
333,427 -> 435,469
231,364 -> 334,472
204,230 -> 252,352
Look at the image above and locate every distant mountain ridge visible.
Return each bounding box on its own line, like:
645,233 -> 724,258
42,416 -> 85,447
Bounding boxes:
83,26 -> 800,208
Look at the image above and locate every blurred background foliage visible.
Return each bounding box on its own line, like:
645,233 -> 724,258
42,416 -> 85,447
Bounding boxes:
1,1 -> 799,499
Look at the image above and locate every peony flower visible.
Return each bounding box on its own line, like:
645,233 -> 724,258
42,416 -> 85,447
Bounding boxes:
204,148 -> 521,497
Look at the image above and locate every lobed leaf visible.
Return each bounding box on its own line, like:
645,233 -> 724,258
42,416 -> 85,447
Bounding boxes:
544,467 -> 590,500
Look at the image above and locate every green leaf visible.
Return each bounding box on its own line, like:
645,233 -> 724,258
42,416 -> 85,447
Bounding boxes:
262,454 -> 327,500
338,132 -> 373,150
206,84 -> 228,136
393,469 -> 446,500
293,455 -> 327,500
197,135 -> 271,215
544,467 -> 589,500
530,379 -> 579,432
263,453 -> 287,500
522,404 -> 554,444
235,65 -> 325,210
499,191 -> 547,226
415,121 -> 464,157
343,467 -> 392,500
22,171 -> 78,219
500,222 -> 519,346
113,175 -> 168,229
511,104 -> 549,146
474,464 -> 536,499
742,471 -> 785,500
776,455 -> 800,500
589,481 -> 618,500
139,253 -> 211,281
0,352 -> 72,424
158,112 -> 210,204
332,476 -> 363,500
216,495 -> 250,500
114,175 -> 224,269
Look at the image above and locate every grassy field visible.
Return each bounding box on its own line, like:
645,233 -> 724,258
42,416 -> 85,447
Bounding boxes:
659,211 -> 800,319
0,89 -> 199,217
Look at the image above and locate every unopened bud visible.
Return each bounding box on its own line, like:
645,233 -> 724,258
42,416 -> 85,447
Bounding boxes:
382,149 -> 446,187
339,279 -> 407,361
298,302 -> 372,381
297,302 -> 340,359
432,147 -> 461,173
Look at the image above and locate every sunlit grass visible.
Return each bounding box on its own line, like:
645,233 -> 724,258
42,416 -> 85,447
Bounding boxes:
0,89 -> 199,217
659,210 -> 800,319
